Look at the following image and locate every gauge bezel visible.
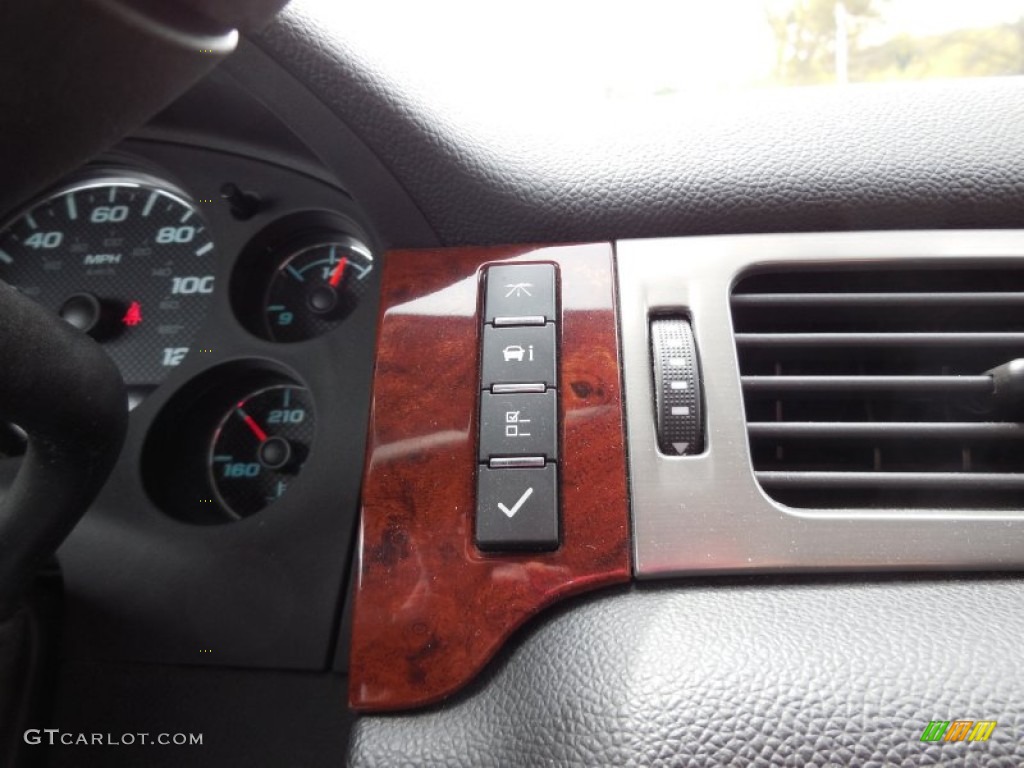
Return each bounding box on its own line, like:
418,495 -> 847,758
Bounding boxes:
141,359 -> 315,525
207,383 -> 314,520
230,210 -> 375,343
0,169 -> 196,232
0,168 -> 217,395
261,234 -> 374,342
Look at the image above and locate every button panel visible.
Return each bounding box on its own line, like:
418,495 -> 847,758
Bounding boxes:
477,263 -> 560,552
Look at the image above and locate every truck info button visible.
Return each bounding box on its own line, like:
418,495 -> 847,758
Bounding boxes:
484,263 -> 556,324
479,390 -> 557,461
481,323 -> 556,389
476,464 -> 559,551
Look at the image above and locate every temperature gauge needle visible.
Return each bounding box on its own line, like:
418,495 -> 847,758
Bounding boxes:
235,406 -> 267,442
327,256 -> 348,287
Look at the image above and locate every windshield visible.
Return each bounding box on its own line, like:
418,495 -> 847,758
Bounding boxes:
306,0 -> 1024,106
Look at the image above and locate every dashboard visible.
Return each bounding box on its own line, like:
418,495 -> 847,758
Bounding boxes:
3,3 -> 1024,767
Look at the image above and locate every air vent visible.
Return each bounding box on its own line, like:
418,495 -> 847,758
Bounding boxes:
731,267 -> 1024,510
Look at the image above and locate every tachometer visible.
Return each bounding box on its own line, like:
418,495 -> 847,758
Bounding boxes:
0,173 -> 216,395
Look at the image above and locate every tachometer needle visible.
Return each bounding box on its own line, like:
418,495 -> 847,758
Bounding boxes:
235,406 -> 267,442
328,256 -> 348,287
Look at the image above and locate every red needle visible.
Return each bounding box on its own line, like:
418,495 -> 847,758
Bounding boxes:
328,256 -> 348,287
236,406 -> 267,442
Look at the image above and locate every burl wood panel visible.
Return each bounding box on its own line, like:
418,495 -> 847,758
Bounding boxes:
349,243 -> 630,711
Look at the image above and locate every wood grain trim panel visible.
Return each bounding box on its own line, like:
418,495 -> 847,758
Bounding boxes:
349,243 -> 630,711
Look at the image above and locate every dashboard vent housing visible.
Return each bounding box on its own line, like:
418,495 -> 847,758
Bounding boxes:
732,267 -> 1024,510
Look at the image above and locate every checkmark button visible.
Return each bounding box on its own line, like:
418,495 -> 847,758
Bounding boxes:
476,465 -> 558,552
498,487 -> 534,518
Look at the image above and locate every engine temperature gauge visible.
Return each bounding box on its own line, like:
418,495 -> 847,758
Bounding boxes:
209,385 -> 314,518
262,236 -> 373,342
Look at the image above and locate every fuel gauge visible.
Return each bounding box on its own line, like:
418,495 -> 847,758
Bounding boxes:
262,236 -> 373,342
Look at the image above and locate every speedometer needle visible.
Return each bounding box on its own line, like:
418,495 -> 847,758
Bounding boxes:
235,406 -> 267,442
328,255 -> 348,287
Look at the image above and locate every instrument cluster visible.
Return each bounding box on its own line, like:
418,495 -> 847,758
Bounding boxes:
0,144 -> 379,524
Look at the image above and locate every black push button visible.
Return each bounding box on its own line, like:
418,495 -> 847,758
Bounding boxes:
476,464 -> 558,551
481,324 -> 556,389
485,264 -> 556,324
479,391 -> 557,461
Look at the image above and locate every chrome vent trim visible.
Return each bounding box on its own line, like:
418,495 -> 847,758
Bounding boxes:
616,231 -> 1024,578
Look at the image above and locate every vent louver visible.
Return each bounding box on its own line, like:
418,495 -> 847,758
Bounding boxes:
731,267 -> 1024,510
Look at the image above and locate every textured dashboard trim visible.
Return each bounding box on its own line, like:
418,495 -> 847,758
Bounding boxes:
349,577 -> 1024,767
223,40 -> 441,250
618,230 -> 1024,578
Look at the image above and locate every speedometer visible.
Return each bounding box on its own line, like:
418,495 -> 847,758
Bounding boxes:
0,173 -> 216,395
